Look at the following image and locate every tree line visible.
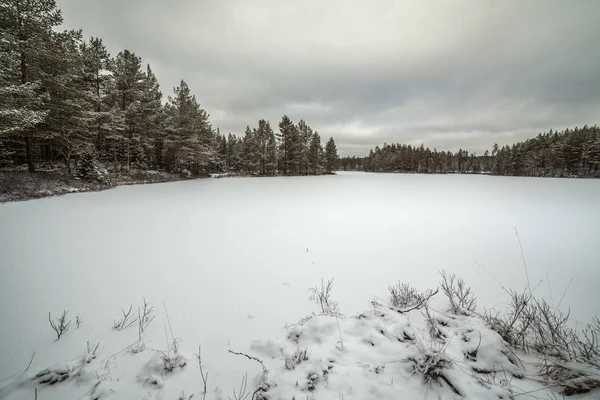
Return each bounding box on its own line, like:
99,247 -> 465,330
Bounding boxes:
0,0 -> 339,178
341,125 -> 600,178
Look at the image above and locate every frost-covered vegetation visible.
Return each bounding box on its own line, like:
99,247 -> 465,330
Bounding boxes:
0,166 -> 185,202
0,273 -> 598,399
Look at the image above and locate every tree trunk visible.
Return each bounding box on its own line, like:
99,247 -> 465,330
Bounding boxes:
97,124 -> 103,157
25,136 -> 36,172
64,157 -> 71,180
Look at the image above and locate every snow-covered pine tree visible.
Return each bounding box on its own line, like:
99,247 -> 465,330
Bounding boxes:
277,115 -> 295,175
42,28 -> 96,178
216,130 -> 228,171
308,132 -> 323,175
80,37 -> 112,160
227,133 -> 243,172
325,137 -> 338,173
296,120 -> 312,175
111,50 -> 145,171
136,64 -> 163,168
242,125 -> 259,174
0,0 -> 62,171
265,122 -> 278,175
75,150 -> 102,181
164,80 -> 215,175
255,119 -> 272,174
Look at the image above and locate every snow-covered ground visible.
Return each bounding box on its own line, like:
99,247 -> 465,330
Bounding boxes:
0,172 -> 599,399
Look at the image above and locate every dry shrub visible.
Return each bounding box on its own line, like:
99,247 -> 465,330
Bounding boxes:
439,270 -> 477,315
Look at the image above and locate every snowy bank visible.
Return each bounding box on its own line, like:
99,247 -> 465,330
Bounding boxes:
0,169 -> 189,203
0,275 -> 598,400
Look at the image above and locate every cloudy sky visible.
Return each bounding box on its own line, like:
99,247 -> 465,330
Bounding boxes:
56,0 -> 599,156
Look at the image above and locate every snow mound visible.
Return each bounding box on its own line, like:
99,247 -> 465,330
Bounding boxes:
251,306 -> 593,400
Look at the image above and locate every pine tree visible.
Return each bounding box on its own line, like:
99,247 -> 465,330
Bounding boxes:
0,0 -> 64,171
324,137 -> 338,173
137,64 -> 163,168
255,119 -> 269,174
308,132 -> 323,175
43,28 -> 96,177
164,80 -> 214,175
228,134 -> 243,172
242,125 -> 258,174
277,115 -> 295,175
110,50 -> 145,171
76,150 -> 102,181
217,132 -> 227,171
297,120 -> 312,174
265,124 -> 278,175
80,37 -> 111,159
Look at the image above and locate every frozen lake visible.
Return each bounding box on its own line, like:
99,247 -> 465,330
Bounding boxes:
1,171 -> 599,391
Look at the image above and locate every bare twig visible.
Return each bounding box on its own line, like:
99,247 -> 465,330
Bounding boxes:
394,288 -> 439,313
49,311 -> 71,340
335,315 -> 344,349
138,298 -> 155,340
227,350 -> 266,372
162,301 -> 178,356
229,373 -> 250,400
557,278 -> 573,310
195,345 -> 209,400
227,350 -> 269,400
25,352 -> 35,372
514,227 -> 531,295
112,305 -> 137,330
474,260 -> 510,296
546,272 -> 555,307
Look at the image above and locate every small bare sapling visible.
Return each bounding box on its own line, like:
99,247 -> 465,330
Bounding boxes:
138,298 -> 155,340
49,310 -> 71,340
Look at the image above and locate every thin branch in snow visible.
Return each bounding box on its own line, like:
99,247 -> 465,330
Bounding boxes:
112,305 -> 138,330
25,352 -> 35,372
195,345 -> 209,400
49,311 -> 71,340
514,227 -> 531,295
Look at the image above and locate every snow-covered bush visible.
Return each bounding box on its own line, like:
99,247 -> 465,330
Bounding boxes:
76,151 -> 106,183
480,284 -> 600,395
439,270 -> 477,315
388,282 -> 438,312
389,282 -> 424,308
408,346 -> 456,394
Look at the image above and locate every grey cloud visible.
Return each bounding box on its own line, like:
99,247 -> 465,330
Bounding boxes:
56,0 -> 600,156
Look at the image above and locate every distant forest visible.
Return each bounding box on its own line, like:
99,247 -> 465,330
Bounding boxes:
341,125 -> 600,178
0,0 -> 339,178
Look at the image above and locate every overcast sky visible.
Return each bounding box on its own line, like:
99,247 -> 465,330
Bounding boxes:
56,0 -> 599,156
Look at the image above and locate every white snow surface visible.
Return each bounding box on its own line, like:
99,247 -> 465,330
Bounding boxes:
0,172 -> 599,399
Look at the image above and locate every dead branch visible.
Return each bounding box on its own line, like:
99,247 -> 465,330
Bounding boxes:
195,345 -> 209,400
394,288 -> 439,313
112,305 -> 138,330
